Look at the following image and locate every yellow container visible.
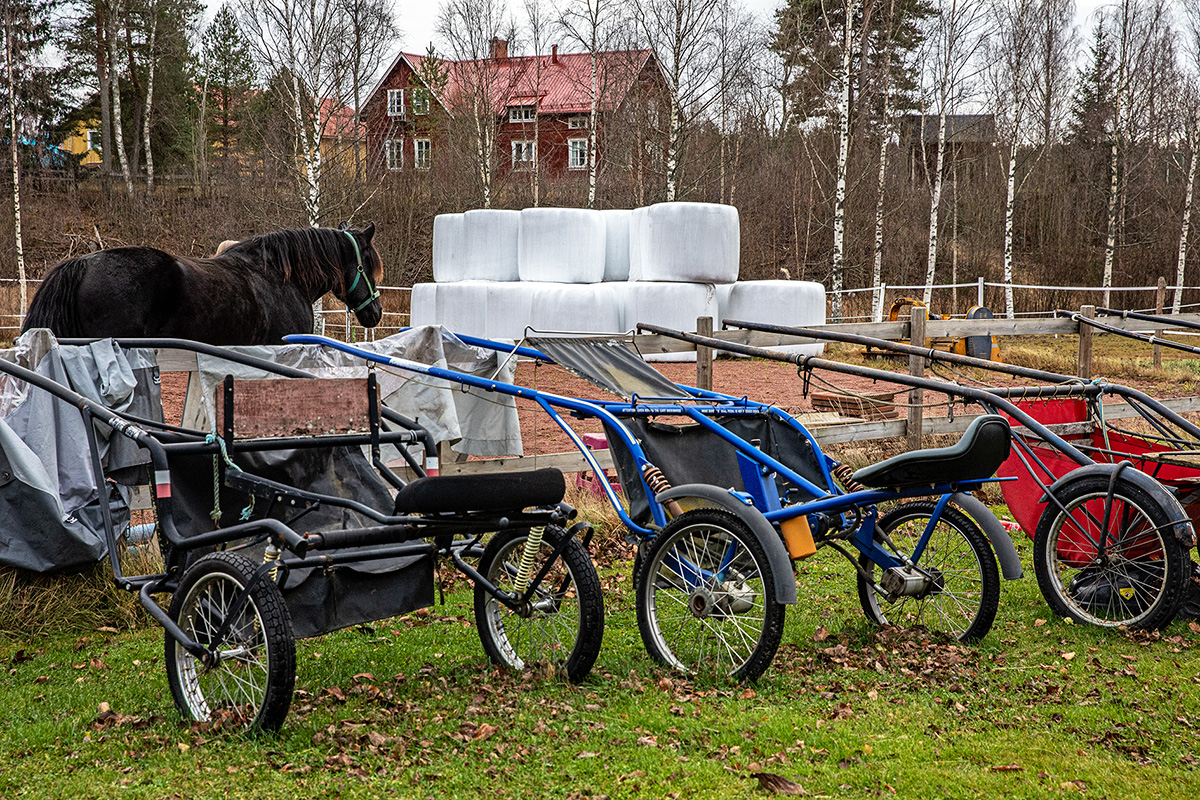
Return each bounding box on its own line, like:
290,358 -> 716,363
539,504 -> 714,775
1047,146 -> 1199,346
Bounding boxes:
780,516 -> 816,560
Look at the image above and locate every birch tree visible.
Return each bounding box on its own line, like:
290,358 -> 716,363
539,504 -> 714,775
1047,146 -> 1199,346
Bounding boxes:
918,0 -> 990,306
1174,0 -> 1200,313
437,0 -> 517,208
1030,0 -> 1075,147
108,0 -> 133,193
559,0 -> 616,207
631,0 -> 721,201
140,0 -> 156,195
987,0 -> 1038,318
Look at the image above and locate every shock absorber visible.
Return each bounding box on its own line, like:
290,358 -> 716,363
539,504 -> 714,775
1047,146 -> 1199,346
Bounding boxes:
832,464 -> 865,494
642,465 -> 685,517
512,527 -> 546,595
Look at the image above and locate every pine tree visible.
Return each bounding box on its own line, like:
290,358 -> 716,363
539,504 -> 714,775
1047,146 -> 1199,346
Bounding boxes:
202,4 -> 255,165
1067,20 -> 1114,149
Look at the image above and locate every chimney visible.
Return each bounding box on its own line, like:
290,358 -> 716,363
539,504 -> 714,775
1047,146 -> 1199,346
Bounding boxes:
551,44 -> 558,64
490,38 -> 508,60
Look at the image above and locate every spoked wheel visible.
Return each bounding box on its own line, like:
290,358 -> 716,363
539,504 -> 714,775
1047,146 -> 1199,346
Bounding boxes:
857,501 -> 1000,642
165,552 -> 295,732
635,509 -> 784,681
474,526 -> 604,683
1034,474 -> 1188,629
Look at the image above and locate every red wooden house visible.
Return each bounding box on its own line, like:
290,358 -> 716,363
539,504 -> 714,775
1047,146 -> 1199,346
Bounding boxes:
362,39 -> 668,180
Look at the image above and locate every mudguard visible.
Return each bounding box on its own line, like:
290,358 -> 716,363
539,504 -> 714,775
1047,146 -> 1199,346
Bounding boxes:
655,483 -> 798,605
951,492 -> 1023,580
1040,463 -> 1197,547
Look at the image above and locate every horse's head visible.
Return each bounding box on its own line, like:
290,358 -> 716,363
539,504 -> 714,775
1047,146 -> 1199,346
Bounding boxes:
338,222 -> 384,328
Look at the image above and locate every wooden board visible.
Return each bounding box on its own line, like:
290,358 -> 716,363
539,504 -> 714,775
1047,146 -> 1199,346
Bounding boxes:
810,390 -> 899,420
214,378 -> 372,439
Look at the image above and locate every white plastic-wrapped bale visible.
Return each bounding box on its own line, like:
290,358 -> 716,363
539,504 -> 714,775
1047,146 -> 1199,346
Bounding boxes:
724,280 -> 826,356
636,202 -> 740,283
713,283 -> 736,327
518,208 -> 606,283
460,209 -> 520,281
601,209 -> 632,281
434,280 -> 493,338
409,283 -> 438,328
483,282 -> 539,340
627,207 -> 650,281
527,283 -> 623,334
618,282 -> 719,362
431,214 -> 464,282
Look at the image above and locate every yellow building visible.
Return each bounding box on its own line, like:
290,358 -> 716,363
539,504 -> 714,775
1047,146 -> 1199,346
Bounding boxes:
59,120 -> 102,167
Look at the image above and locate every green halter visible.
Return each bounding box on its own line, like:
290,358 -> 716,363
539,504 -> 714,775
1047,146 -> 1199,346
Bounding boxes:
343,230 -> 380,313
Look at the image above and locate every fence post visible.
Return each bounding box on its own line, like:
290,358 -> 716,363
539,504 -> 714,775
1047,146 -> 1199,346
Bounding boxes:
696,316 -> 714,391
1077,304 -> 1096,380
907,307 -> 926,451
977,277 -> 984,308
1154,277 -> 1166,369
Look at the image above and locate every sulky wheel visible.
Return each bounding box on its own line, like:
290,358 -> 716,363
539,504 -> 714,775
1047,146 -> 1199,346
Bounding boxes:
165,552 -> 295,732
474,525 -> 604,683
857,501 -> 1000,642
635,508 -> 785,681
1034,473 -> 1189,629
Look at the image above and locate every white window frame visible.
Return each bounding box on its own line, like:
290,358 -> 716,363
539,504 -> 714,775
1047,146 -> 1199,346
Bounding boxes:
86,129 -> 102,152
414,138 -> 431,170
385,139 -> 404,171
568,138 -> 588,170
512,139 -> 536,167
568,115 -> 589,129
412,88 -> 431,116
508,105 -> 536,123
387,89 -> 404,117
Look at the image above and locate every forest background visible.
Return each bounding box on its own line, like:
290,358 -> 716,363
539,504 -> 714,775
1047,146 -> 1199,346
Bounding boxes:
2,0 -> 1199,323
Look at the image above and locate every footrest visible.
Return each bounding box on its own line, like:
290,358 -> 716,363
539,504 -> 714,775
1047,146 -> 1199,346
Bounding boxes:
224,470 -> 321,506
393,469 -> 566,514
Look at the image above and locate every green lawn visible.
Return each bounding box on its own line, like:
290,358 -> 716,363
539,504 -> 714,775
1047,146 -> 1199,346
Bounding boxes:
4,533 -> 1200,799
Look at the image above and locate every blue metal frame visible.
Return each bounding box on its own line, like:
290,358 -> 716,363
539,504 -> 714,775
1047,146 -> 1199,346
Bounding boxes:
288,333 -> 1002,582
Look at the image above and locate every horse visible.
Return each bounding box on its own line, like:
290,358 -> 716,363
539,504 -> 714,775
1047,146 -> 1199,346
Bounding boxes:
21,224 -> 385,345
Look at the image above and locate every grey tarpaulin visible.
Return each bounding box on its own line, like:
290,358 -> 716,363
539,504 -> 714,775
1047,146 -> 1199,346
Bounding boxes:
0,331 -> 163,572
187,325 -> 522,457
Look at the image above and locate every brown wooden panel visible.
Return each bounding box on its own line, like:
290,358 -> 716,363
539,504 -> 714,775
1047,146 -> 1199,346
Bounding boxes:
215,378 -> 372,439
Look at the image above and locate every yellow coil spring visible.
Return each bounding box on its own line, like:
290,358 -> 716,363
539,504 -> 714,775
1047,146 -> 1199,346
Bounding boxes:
642,465 -> 672,495
832,464 -> 865,494
513,526 -> 546,595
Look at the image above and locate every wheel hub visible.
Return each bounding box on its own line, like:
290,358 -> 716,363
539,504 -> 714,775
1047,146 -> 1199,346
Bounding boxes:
689,587 -> 715,618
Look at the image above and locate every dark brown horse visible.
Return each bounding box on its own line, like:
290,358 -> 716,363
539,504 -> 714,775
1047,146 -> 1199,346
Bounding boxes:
22,224 -> 384,345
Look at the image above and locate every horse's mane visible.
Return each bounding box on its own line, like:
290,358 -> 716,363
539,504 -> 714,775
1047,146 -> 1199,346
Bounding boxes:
220,227 -> 356,297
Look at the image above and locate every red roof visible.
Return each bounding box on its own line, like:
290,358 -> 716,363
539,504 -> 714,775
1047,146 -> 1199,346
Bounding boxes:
393,49 -> 656,117
317,97 -> 365,140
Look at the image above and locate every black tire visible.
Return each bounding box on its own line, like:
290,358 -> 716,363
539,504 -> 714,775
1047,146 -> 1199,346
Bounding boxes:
857,501 -> 1000,642
635,508 -> 785,681
165,552 -> 295,732
1033,474 -> 1189,630
474,526 -> 604,683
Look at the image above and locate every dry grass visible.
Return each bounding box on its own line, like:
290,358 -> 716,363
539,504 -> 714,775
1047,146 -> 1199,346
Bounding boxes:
0,544 -> 161,638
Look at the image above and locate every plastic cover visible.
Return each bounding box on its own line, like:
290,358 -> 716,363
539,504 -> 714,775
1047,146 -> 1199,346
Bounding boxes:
431,213 -> 464,282
461,209 -> 520,281
634,202 -> 740,283
725,280 -> 827,356
518,208 -> 606,283
617,282 -> 719,362
601,209 -> 631,281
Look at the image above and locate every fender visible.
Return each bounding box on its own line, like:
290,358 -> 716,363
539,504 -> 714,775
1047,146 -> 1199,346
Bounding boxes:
655,483 -> 798,605
1040,463 -> 1196,547
951,492 -> 1023,580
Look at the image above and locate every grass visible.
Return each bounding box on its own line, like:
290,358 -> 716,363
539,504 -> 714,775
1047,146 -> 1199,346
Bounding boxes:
4,534 -> 1200,799
5,331 -> 1200,797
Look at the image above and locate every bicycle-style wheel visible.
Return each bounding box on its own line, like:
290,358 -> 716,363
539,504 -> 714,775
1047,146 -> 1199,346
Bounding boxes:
474,526 -> 604,683
1034,474 -> 1188,629
857,501 -> 999,642
635,508 -> 784,681
165,552 -> 295,732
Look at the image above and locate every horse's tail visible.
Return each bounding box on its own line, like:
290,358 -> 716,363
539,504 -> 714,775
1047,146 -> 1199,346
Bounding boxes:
22,257 -> 90,337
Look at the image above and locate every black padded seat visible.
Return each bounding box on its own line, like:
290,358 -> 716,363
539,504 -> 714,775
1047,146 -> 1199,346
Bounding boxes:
392,468 -> 566,514
851,415 -> 1011,489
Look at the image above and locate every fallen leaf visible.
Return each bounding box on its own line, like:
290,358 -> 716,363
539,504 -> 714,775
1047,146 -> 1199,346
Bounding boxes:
577,752 -> 600,759
740,688 -> 757,700
1062,652 -> 1076,661
1034,619 -> 1047,627
367,731 -> 387,747
751,772 -> 807,795
636,735 -> 658,747
813,627 -> 830,642
992,764 -> 1023,772
473,723 -> 498,741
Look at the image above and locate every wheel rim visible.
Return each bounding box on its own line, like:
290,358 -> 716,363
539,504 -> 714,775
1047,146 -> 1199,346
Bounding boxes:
872,514 -> 985,637
644,521 -> 767,676
1045,491 -> 1169,627
174,572 -> 271,727
483,535 -> 581,673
